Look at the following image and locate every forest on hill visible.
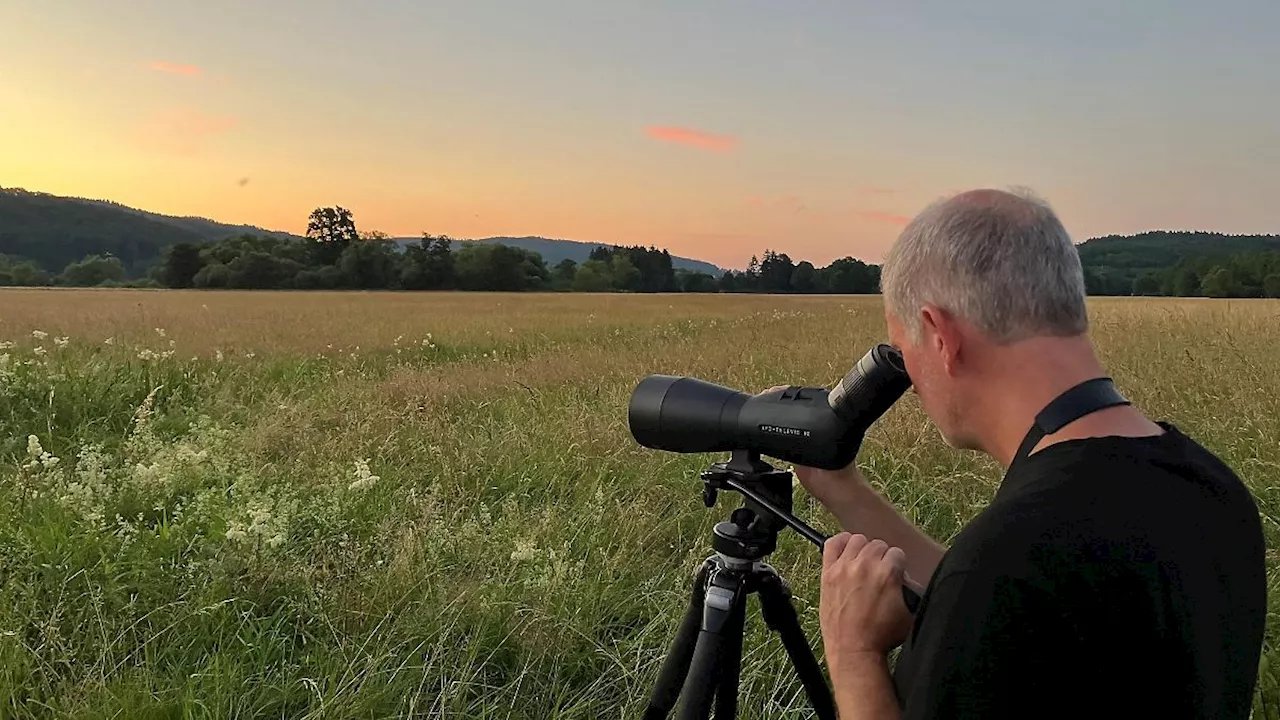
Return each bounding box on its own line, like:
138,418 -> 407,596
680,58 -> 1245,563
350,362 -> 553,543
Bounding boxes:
1078,231 -> 1280,297
2,189 -> 1279,297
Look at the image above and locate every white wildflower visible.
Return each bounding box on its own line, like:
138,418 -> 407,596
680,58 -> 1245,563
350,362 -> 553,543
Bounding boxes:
53,337 -> 69,348
58,445 -> 109,525
154,328 -> 166,337
510,538 -> 539,563
215,350 -> 224,362
31,330 -> 47,340
349,458 -> 380,491
32,346 -> 46,356
104,337 -> 115,346
0,341 -> 13,350
225,498 -> 290,550
23,434 -> 59,471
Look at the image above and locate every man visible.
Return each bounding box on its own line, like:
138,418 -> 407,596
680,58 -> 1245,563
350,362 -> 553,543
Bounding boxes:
800,188 -> 1266,718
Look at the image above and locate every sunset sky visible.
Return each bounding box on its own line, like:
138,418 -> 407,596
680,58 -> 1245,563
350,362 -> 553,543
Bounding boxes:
2,1 -> 1278,269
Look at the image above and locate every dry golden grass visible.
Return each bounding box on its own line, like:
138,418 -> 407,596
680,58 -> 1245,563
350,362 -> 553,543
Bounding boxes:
2,289 -> 1278,718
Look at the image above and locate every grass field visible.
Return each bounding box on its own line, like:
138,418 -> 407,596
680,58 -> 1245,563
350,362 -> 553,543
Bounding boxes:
1,289 -> 1278,718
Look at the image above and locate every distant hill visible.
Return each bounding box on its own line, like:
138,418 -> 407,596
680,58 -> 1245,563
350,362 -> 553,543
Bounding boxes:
1076,230 -> 1280,294
0,187 -> 301,276
0,187 -> 726,279
392,235 -> 725,276
74,197 -> 301,244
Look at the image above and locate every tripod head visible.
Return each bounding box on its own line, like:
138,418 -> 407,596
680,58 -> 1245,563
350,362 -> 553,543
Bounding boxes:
700,449 -> 826,562
699,448 -> 921,613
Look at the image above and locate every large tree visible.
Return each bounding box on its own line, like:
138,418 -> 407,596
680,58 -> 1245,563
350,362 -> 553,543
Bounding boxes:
306,206 -> 359,265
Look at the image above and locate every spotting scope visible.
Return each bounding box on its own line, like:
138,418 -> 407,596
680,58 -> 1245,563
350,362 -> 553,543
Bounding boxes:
628,343 -> 912,470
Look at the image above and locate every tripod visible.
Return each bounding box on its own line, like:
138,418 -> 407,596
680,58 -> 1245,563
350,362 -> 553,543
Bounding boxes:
642,450 -> 839,720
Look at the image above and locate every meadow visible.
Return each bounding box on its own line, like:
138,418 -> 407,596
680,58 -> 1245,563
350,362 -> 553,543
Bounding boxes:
1,289 -> 1278,719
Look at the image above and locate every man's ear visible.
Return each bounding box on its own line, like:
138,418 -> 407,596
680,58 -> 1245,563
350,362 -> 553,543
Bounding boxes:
920,304 -> 962,377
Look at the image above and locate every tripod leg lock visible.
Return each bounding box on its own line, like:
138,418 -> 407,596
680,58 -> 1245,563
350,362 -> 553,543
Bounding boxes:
702,585 -> 735,633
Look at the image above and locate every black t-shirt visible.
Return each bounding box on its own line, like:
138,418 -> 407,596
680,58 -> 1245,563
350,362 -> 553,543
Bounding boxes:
891,422 -> 1266,719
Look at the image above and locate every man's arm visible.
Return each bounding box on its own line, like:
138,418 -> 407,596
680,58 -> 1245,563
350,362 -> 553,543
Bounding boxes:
795,463 -> 946,587
819,533 -> 915,720
830,652 -> 902,720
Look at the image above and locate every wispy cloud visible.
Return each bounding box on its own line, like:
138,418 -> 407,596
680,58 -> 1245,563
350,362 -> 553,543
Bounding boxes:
135,108 -> 238,156
147,61 -> 202,77
856,210 -> 911,226
645,125 -> 738,153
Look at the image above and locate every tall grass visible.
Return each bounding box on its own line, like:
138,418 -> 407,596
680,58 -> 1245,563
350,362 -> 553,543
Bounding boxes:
1,290 -> 1278,718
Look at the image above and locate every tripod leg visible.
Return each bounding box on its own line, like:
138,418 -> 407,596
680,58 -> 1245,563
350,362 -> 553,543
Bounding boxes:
713,586 -> 748,720
644,560 -> 714,720
675,569 -> 744,720
756,570 -> 838,720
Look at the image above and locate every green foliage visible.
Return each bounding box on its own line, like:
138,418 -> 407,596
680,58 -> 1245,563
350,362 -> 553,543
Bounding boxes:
790,261 -> 817,293
0,254 -> 50,286
550,259 -> 579,291
56,254 -> 126,287
155,243 -> 205,289
572,259 -> 613,292
1135,250 -> 1280,298
1265,275 -> 1280,299
400,234 -> 455,290
454,243 -> 549,291
676,269 -> 718,293
609,254 -> 642,291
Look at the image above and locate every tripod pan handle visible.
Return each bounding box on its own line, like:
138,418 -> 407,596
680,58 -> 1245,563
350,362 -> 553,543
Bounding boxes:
902,585 -> 921,614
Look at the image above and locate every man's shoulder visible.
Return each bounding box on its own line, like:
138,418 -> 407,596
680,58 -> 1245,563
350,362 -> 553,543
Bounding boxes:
939,423 -> 1261,579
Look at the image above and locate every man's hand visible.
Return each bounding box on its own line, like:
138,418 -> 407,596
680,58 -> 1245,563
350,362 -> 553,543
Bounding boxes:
821,533 -> 915,669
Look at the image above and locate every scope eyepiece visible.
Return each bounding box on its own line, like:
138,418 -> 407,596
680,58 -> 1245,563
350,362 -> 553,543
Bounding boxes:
828,343 -> 912,427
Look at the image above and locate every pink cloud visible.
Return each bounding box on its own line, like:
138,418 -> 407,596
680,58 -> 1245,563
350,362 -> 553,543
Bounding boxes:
645,125 -> 737,153
856,210 -> 911,226
135,108 -> 238,156
148,61 -> 202,77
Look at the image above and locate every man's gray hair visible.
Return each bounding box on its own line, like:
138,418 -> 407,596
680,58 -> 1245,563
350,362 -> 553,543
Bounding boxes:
879,187 -> 1089,344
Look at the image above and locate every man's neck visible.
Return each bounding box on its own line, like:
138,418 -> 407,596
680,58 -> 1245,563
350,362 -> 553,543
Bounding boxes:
971,334 -> 1115,469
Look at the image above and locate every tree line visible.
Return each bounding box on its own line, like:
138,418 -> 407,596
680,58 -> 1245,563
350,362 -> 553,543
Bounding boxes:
2,204 -> 1278,297
0,206 -> 884,294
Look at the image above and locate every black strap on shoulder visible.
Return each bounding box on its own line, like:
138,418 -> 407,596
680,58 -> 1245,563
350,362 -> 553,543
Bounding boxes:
1013,377 -> 1131,464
